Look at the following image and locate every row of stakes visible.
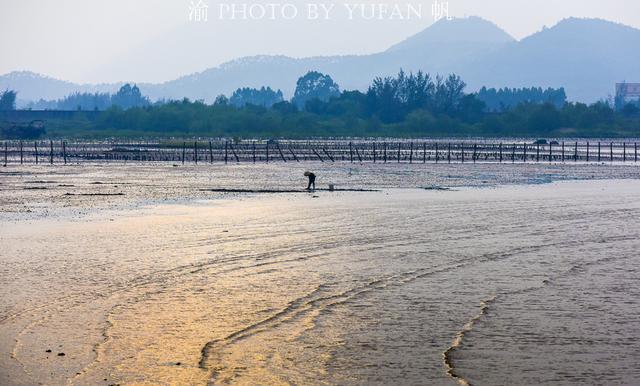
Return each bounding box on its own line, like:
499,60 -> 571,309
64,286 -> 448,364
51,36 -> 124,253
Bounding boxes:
2,140 -> 640,166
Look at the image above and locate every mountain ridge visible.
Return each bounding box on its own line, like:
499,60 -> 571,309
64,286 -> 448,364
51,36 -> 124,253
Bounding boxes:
2,16 -> 639,106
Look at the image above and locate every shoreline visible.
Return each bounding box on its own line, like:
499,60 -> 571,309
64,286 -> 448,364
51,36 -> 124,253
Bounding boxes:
1,161 -> 639,223
2,178 -> 640,385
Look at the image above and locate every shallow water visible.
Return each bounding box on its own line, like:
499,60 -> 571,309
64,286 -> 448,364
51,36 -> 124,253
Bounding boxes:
1,164 -> 640,385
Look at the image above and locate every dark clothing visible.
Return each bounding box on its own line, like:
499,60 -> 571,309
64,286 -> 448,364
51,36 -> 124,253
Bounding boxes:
307,173 -> 316,190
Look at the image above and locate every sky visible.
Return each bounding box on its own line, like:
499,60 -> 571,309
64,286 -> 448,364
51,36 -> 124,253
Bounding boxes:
0,0 -> 639,84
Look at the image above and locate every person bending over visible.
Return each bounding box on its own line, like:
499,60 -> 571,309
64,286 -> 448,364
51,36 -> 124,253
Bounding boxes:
305,171 -> 316,190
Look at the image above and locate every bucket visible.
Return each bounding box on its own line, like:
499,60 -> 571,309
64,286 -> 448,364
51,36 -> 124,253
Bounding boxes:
328,184 -> 335,191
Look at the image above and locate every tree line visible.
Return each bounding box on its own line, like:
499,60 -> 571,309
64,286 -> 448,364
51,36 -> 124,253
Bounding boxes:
23,84 -> 150,111
477,86 -> 567,112
2,70 -> 640,139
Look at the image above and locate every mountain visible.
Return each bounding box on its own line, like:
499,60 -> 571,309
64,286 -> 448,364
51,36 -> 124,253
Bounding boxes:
144,17 -> 515,102
463,18 -> 640,102
0,71 -> 124,107
1,17 -> 639,106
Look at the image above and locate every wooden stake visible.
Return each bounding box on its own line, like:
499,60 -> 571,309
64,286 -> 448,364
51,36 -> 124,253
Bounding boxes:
182,141 -> 186,164
194,141 -> 198,164
349,142 -> 353,163
276,143 -> 287,162
384,142 -> 387,163
289,147 -> 299,162
229,143 -> 239,162
322,148 -> 334,162
312,148 -> 324,162
50,140 -> 54,164
35,141 -> 38,164
586,142 -> 589,162
373,142 -> 376,163
209,141 -> 213,163
610,142 -> 613,162
409,142 -> 413,164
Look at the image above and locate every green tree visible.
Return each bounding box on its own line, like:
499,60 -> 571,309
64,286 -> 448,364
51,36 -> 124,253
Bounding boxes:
111,84 -> 150,109
292,71 -> 340,110
0,89 -> 17,110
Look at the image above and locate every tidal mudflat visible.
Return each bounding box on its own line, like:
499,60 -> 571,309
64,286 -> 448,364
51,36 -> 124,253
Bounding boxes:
1,163 -> 640,385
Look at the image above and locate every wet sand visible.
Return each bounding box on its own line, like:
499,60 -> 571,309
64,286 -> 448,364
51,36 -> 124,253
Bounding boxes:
1,163 -> 640,385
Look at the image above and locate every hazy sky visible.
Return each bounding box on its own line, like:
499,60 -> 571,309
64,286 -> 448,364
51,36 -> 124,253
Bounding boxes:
1,0 -> 638,84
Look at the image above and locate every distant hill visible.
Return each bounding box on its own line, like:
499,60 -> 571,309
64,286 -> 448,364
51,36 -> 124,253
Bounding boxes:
0,71 -> 124,107
2,17 -> 639,106
463,18 -> 640,102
